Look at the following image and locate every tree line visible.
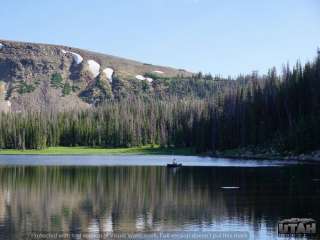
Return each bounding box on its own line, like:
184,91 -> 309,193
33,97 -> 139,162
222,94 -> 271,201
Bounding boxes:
0,52 -> 319,153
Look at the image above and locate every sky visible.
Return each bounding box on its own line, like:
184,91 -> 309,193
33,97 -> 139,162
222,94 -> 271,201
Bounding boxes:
0,0 -> 319,76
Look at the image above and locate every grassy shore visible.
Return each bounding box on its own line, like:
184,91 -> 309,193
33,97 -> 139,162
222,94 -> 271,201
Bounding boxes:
0,145 -> 196,155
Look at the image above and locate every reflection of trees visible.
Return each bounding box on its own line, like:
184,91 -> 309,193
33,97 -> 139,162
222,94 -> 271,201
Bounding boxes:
0,165 -> 319,239
0,166 -> 226,237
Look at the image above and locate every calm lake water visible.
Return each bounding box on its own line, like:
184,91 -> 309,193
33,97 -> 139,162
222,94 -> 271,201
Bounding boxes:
0,155 -> 319,240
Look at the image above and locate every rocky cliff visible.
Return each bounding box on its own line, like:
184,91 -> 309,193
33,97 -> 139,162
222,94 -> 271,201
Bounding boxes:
0,39 -> 191,112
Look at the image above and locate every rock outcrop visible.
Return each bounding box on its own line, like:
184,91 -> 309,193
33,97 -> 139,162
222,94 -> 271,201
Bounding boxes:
0,82 -> 11,113
0,39 -> 191,111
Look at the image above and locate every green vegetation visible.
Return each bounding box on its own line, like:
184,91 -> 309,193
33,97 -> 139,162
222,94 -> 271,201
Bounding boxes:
52,73 -> 73,96
0,146 -> 195,155
51,73 -> 63,88
18,82 -> 35,94
72,85 -> 80,92
144,72 -> 165,80
62,82 -> 71,96
0,52 -> 319,155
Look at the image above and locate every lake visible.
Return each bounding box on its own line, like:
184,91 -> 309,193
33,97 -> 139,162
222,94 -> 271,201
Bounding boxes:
0,155 -> 319,240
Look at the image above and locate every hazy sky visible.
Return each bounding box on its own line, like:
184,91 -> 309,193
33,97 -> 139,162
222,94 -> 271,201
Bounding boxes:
0,0 -> 319,76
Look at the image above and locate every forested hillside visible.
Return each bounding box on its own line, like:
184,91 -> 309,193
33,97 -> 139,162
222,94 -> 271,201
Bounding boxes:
0,52 -> 319,153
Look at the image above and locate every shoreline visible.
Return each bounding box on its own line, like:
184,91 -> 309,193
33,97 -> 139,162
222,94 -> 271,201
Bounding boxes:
0,146 -> 319,162
0,146 -> 196,156
211,148 -> 320,162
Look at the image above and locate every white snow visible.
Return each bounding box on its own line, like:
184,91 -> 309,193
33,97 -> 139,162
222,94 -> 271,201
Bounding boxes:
61,49 -> 83,64
153,70 -> 164,74
146,77 -> 153,83
88,60 -> 100,78
0,43 -> 3,50
103,68 -> 114,82
135,75 -> 146,81
69,52 -> 83,64
136,75 -> 153,83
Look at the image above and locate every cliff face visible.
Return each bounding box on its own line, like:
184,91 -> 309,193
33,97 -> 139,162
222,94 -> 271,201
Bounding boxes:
0,82 -> 10,113
0,40 -> 191,112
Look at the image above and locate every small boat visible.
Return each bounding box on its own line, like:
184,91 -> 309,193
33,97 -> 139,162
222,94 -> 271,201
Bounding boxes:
167,158 -> 182,168
167,163 -> 183,168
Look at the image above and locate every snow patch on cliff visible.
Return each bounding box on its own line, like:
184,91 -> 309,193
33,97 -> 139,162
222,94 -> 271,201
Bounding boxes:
88,60 -> 100,78
61,49 -> 83,64
69,52 -> 83,64
103,68 -> 114,82
153,70 -> 164,74
0,43 -> 3,50
136,75 -> 153,83
146,77 -> 153,83
135,75 -> 145,81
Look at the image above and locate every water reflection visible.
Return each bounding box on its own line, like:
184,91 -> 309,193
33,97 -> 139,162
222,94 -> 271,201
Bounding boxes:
0,165 -> 319,239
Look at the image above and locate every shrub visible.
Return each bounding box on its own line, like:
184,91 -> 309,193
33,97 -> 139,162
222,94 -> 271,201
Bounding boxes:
62,82 -> 71,96
18,82 -> 35,94
51,73 -> 63,88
